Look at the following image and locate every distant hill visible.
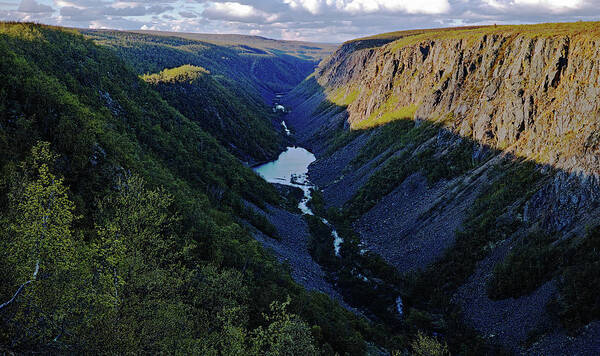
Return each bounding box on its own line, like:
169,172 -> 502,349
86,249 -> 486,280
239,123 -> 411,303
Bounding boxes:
83,29 -> 328,101
82,29 -> 330,162
131,31 -> 337,61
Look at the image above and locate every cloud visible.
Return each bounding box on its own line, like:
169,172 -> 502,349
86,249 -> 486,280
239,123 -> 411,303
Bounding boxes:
484,0 -> 586,11
60,6 -> 101,20
0,0 -> 599,42
18,0 -> 53,13
283,0 -> 450,15
58,1 -> 174,23
179,11 -> 197,18
203,2 -> 279,23
283,0 -> 321,14
513,0 -> 583,8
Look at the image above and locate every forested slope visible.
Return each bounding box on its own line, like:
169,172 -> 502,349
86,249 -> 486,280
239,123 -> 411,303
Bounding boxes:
0,23 -> 372,354
132,31 -> 336,61
141,65 -> 283,164
84,29 -> 319,100
82,29 -> 325,163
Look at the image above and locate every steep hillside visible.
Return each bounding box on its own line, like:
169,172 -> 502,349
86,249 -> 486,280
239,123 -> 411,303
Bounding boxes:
0,23 -> 375,354
319,22 -> 600,175
84,29 -> 322,100
133,30 -> 336,61
283,22 -> 600,354
142,65 -> 284,164
83,29 -> 327,162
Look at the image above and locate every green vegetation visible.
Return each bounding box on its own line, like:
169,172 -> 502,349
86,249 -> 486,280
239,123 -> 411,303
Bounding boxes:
305,215 -> 338,269
329,86 -> 360,107
299,19 -> 600,353
351,119 -> 419,167
141,64 -> 210,84
307,188 -> 327,216
488,232 -> 560,300
304,206 -> 406,350
488,224 -> 600,331
336,21 -> 600,57
128,31 -> 336,61
319,108 -> 541,352
345,120 -> 477,220
367,22 -> 600,52
556,225 -> 600,330
324,128 -> 362,157
142,64 -> 282,162
409,159 -> 544,306
409,331 -> 450,356
272,184 -> 304,213
82,29 -> 322,162
305,190 -> 502,354
8,19 -> 600,354
346,26 -> 486,50
352,99 -> 417,130
0,23 -> 375,354
84,30 -> 317,95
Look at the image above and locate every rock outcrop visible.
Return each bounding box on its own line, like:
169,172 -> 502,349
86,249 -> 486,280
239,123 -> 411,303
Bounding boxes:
318,28 -> 600,179
283,24 -> 600,355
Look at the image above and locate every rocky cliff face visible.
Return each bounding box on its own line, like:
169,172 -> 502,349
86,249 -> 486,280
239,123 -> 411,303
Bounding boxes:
319,30 -> 600,177
283,24 -> 600,354
311,27 -> 600,235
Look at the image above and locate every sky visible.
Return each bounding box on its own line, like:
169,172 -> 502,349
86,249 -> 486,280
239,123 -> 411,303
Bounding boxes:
0,0 -> 598,42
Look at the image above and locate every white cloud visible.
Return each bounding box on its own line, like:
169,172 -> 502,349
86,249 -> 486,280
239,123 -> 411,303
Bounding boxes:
1,0 -> 599,42
284,0 -> 321,14
203,2 -> 279,22
18,0 -> 53,13
140,23 -> 159,30
513,0 -> 583,9
179,10 -> 197,18
483,0 -> 586,12
283,0 -> 450,15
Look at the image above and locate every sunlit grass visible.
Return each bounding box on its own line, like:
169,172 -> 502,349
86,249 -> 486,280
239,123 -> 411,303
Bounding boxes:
352,98 -> 417,130
345,21 -> 600,52
329,86 -> 359,107
141,64 -> 209,84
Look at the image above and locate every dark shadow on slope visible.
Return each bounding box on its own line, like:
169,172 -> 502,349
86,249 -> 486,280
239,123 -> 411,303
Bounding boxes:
280,74 -> 600,353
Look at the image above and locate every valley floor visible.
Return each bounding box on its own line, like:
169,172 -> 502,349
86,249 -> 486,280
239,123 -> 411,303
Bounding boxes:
245,200 -> 352,310
272,95 -> 600,355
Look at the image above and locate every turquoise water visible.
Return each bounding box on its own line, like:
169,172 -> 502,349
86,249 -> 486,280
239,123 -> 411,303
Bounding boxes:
254,146 -> 315,215
254,146 -> 315,187
254,146 -> 343,255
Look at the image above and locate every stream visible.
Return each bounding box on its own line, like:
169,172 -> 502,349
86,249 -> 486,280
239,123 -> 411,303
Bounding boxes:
254,146 -> 344,256
255,111 -> 402,317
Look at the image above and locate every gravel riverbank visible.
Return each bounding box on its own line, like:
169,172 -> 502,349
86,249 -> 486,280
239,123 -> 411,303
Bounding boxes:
245,201 -> 353,311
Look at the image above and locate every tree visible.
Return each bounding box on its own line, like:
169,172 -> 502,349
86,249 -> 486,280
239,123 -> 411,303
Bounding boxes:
91,173 -> 189,352
96,173 -> 179,277
251,297 -> 319,356
1,142 -> 77,347
410,331 -> 450,356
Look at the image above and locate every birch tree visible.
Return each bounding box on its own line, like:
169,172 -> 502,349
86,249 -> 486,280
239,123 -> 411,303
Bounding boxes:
1,142 -> 76,346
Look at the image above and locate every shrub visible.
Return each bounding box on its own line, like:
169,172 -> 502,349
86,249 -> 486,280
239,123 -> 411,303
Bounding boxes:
488,232 -> 559,300
410,331 -> 450,356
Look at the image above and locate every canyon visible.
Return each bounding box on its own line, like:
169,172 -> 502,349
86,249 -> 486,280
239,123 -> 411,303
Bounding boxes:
2,21 -> 600,355
247,23 -> 600,355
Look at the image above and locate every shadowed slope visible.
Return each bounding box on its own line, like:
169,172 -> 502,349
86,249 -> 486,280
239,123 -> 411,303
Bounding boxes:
280,21 -> 600,354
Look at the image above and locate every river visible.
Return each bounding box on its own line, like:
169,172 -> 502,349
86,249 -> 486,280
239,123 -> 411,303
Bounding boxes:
254,146 -> 402,314
254,146 -> 344,256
